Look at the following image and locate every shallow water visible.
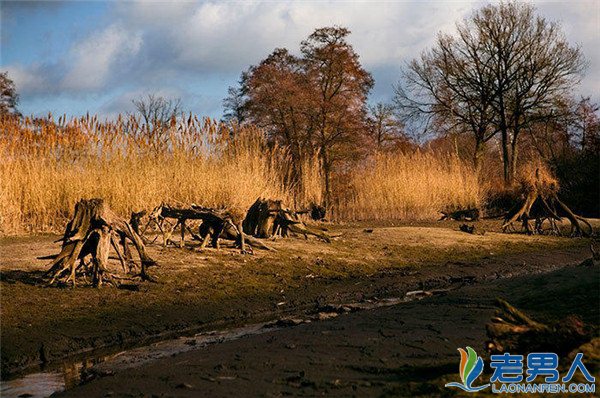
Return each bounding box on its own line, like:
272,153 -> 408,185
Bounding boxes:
0,293 -> 435,398
1,371 -> 65,398
0,322 -> 277,398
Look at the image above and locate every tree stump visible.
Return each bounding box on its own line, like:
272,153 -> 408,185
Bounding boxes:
243,198 -> 333,242
45,199 -> 157,286
502,166 -> 592,236
242,198 -> 283,238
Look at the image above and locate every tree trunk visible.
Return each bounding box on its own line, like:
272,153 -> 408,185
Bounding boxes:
321,147 -> 332,211
501,128 -> 511,185
510,137 -> 519,184
510,121 -> 521,183
473,139 -> 485,175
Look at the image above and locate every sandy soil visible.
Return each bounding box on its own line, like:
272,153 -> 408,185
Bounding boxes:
55,263 -> 599,398
0,220 -> 596,381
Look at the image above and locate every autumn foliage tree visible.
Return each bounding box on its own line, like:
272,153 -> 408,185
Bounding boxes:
225,27 -> 373,209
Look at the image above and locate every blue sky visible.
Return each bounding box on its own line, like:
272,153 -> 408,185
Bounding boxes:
1,0 -> 599,120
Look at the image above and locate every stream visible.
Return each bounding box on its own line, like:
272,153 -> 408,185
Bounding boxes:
1,294 -> 433,398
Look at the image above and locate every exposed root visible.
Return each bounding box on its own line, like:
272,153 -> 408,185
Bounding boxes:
45,199 -> 157,287
502,166 -> 591,237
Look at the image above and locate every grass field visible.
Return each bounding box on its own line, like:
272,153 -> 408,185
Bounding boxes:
1,114 -> 481,235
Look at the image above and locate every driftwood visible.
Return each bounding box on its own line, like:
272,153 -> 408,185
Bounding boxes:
45,199 -> 156,286
129,210 -> 147,236
242,198 -> 282,238
502,167 -> 592,236
143,203 -> 271,252
485,299 -> 590,356
440,208 -> 480,221
243,198 -> 334,242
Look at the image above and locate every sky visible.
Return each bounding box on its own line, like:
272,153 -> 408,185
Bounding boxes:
1,0 -> 599,120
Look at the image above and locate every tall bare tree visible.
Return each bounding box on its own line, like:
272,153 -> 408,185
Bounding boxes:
132,94 -> 181,129
474,2 -> 585,183
395,28 -> 499,173
396,1 -> 585,183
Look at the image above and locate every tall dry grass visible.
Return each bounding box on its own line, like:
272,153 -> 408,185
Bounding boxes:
0,114 -> 321,235
1,114 -> 483,235
337,151 -> 483,221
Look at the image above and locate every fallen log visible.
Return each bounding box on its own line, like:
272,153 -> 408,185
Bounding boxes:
144,203 -> 270,253
485,298 -> 591,356
45,199 -> 157,286
197,215 -> 273,252
295,203 -> 327,221
439,208 -> 480,221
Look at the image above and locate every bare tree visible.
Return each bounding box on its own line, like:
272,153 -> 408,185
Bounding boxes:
367,102 -> 406,151
132,94 -> 182,130
222,86 -> 247,124
571,97 -> 600,153
396,2 -> 585,183
395,21 -> 499,173
471,2 -> 585,183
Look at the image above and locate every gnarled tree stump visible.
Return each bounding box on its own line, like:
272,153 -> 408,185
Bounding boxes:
243,198 -> 333,242
45,199 -> 156,286
502,166 -> 592,236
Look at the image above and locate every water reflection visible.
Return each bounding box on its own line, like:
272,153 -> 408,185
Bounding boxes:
0,371 -> 64,398
0,294 -> 417,397
1,356 -> 107,398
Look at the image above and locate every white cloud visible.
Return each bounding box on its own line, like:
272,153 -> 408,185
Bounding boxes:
158,1 -> 474,72
61,24 -> 142,91
4,64 -> 49,94
4,0 -> 598,116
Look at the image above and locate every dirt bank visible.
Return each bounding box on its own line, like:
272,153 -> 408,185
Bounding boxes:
0,221 -> 594,378
54,261 -> 599,397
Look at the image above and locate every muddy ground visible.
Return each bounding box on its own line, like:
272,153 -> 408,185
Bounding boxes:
0,220 -> 598,390
55,262 -> 600,398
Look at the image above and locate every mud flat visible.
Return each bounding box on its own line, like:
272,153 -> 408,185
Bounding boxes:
48,260 -> 599,397
0,222 -> 597,394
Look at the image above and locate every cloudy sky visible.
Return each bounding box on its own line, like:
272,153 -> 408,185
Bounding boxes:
1,0 -> 599,120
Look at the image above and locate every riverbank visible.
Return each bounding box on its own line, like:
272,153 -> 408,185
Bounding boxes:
0,221 -> 595,379
55,258 -> 599,397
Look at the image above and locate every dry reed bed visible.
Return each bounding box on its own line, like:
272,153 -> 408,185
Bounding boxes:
337,152 -> 482,221
0,114 -> 482,235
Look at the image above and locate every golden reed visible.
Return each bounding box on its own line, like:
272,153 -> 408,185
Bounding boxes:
0,114 -> 481,234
